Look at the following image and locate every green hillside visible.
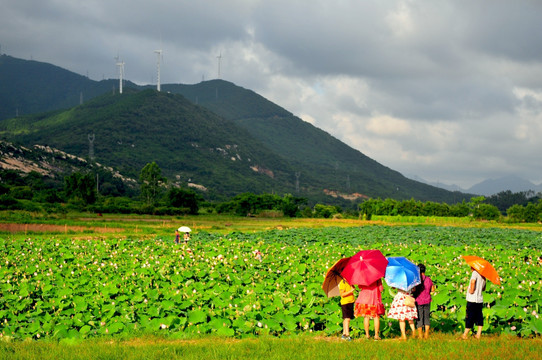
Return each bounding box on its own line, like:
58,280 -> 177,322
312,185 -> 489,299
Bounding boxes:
0,90 -> 307,200
163,81 -> 465,203
0,55 -> 471,204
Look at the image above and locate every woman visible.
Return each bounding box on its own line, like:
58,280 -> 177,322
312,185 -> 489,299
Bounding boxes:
354,278 -> 385,340
414,264 -> 435,339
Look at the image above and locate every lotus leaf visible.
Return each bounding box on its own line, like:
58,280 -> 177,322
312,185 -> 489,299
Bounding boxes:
188,310 -> 207,324
79,325 -> 92,335
3,226 -> 542,339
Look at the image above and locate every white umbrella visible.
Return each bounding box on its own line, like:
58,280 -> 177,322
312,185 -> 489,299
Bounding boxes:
178,226 -> 191,232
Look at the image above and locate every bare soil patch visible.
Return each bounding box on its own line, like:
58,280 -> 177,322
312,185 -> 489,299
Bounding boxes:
0,223 -> 124,233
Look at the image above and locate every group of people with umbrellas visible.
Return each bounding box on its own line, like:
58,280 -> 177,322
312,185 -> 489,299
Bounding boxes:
174,226 -> 192,244
323,250 -> 500,341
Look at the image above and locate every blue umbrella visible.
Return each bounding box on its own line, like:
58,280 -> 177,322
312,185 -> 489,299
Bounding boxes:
384,257 -> 421,292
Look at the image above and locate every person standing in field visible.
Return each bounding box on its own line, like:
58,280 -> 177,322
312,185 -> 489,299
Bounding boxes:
387,287 -> 418,340
462,267 -> 486,339
354,278 -> 385,340
413,264 -> 435,339
174,229 -> 180,244
339,278 -> 355,341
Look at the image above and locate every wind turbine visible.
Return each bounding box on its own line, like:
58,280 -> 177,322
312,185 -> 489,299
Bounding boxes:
116,59 -> 125,94
154,49 -> 163,91
216,52 -> 222,79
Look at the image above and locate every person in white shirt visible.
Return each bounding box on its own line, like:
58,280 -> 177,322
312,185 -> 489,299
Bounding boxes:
461,268 -> 486,339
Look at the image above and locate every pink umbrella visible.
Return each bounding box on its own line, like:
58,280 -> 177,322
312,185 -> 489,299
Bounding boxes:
341,249 -> 388,286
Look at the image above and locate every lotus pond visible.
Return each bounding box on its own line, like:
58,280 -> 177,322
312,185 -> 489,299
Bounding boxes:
1,225 -> 541,341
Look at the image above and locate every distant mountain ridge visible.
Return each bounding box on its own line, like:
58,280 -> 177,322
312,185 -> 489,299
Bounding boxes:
467,175 -> 542,196
0,55 -> 471,204
409,174 -> 542,196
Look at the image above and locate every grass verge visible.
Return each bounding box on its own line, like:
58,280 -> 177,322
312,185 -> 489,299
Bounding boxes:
1,334 -> 541,360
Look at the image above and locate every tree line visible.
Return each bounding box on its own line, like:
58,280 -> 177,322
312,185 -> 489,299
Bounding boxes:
1,163 -> 541,223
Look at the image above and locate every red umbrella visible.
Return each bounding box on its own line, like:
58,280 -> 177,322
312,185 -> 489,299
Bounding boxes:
322,257 -> 352,297
341,249 -> 388,286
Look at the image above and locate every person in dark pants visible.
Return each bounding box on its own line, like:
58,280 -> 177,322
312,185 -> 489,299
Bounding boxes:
339,278 -> 355,341
414,264 -> 435,339
462,267 -> 486,339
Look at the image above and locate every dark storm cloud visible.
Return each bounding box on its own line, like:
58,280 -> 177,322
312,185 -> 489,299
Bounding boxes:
1,0 -> 541,188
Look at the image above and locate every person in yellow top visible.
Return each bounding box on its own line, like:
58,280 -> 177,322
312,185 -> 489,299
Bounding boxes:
339,278 -> 355,341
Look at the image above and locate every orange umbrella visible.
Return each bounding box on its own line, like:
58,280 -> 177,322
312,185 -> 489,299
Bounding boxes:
322,257 -> 351,297
462,255 -> 501,285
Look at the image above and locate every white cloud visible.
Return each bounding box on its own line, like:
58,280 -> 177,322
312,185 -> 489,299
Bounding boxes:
366,114 -> 411,136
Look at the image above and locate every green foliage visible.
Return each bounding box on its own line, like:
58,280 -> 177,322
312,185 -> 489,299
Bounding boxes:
359,197 -> 503,221
166,187 -> 203,215
506,200 -> 542,223
486,190 -> 540,214
9,186 -> 33,200
312,204 -> 340,218
1,226 -> 541,341
472,203 -> 501,220
139,162 -> 166,206
281,194 -> 307,217
0,194 -> 19,209
64,172 -> 97,204
216,193 -> 305,217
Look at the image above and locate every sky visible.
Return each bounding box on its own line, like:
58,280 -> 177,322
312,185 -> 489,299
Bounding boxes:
1,0 -> 542,190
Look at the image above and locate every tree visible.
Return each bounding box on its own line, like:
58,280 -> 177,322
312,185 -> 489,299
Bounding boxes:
64,172 -> 97,204
313,204 -> 339,218
139,162 -> 166,206
281,194 -> 307,217
167,187 -> 203,215
507,204 -> 525,222
472,203 -> 500,220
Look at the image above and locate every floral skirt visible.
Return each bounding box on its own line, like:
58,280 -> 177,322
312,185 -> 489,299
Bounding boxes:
354,303 -> 385,318
387,292 -> 418,321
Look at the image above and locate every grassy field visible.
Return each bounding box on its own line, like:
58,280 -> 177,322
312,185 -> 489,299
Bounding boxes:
1,211 -> 541,359
1,334 -> 541,360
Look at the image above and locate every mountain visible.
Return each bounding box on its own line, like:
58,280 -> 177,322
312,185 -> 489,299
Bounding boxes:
467,175 -> 542,196
160,81 -> 466,202
0,55 -> 470,204
0,54 -> 137,121
406,174 -> 467,193
0,89 -> 307,200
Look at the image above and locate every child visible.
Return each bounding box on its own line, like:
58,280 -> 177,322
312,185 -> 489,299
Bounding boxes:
414,264 -> 435,339
354,279 -> 385,340
387,288 -> 418,340
253,249 -> 263,262
462,267 -> 486,339
339,278 -> 355,341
